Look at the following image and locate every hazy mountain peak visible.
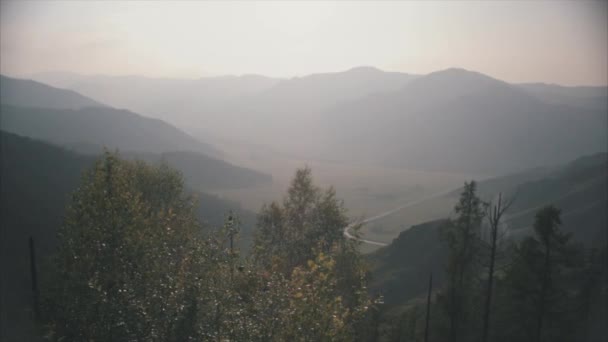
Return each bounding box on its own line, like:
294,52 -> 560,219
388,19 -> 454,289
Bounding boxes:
422,67 -> 505,85
287,66 -> 406,82
400,67 -> 536,104
344,66 -> 384,74
235,74 -> 279,81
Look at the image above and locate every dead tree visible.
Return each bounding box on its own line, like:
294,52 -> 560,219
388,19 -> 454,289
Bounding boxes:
424,273 -> 433,342
481,193 -> 513,342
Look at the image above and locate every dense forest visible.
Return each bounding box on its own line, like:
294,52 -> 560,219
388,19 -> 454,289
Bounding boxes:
373,182 -> 606,342
36,152 -> 371,341
2,147 -> 605,341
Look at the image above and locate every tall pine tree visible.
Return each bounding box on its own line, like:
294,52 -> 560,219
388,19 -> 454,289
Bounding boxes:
439,181 -> 485,342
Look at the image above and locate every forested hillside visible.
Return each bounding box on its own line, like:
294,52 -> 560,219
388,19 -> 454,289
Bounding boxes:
368,152 -> 606,304
0,75 -> 221,158
0,132 -> 257,341
0,104 -> 220,157
2,148 -> 373,341
64,145 -> 272,191
365,153 -> 607,341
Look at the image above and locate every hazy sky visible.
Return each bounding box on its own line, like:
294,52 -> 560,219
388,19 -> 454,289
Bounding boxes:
1,1 -> 606,85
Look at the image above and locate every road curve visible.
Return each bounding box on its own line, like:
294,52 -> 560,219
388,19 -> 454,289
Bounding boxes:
343,189 -> 457,247
344,185 -> 591,248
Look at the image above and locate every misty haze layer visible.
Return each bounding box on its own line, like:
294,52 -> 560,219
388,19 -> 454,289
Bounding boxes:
29,67 -> 607,175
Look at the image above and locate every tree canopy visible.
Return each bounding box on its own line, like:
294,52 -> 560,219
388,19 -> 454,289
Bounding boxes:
41,156 -> 371,341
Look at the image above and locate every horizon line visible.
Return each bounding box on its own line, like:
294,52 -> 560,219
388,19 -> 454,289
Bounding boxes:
4,66 -> 608,88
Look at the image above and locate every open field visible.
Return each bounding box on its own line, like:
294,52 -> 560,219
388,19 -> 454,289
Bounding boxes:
210,139 -> 477,218
207,139 -> 485,255
359,194 -> 459,245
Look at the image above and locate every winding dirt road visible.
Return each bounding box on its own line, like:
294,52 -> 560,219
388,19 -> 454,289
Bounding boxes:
343,189 -> 456,247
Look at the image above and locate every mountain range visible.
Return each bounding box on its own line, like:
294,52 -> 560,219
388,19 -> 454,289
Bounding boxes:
323,68 -> 607,173
1,66 -> 605,340
0,75 -> 221,157
0,75 -> 104,109
0,75 -> 273,192
30,67 -> 607,175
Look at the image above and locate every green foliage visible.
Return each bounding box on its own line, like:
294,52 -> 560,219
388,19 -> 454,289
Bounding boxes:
41,152 -> 268,341
37,158 -> 371,341
253,167 -> 349,274
254,168 -> 348,275
496,205 -> 584,342
366,154 -> 607,341
22,142 -> 601,342
286,252 -> 355,341
43,151 -> 202,341
438,181 -> 486,342
252,167 -> 371,340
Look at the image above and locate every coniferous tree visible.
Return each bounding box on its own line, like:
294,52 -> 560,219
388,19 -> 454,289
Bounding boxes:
481,193 -> 512,342
500,205 -> 582,342
439,181 -> 485,342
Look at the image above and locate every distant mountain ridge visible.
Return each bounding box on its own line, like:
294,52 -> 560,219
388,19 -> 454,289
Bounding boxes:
26,67 -> 608,175
517,82 -> 608,111
323,68 -> 606,173
398,68 -> 539,104
0,75 -> 221,158
0,74 -> 104,109
0,104 -> 221,157
29,71 -> 282,132
63,143 -> 272,192
0,74 -> 273,193
258,66 -> 418,108
147,150 -> 272,190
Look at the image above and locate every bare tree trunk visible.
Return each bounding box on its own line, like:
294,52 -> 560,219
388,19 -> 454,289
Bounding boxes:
536,241 -> 552,342
449,276 -> 457,342
481,194 -> 510,342
29,237 -> 40,321
424,273 -> 433,342
481,222 -> 497,342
